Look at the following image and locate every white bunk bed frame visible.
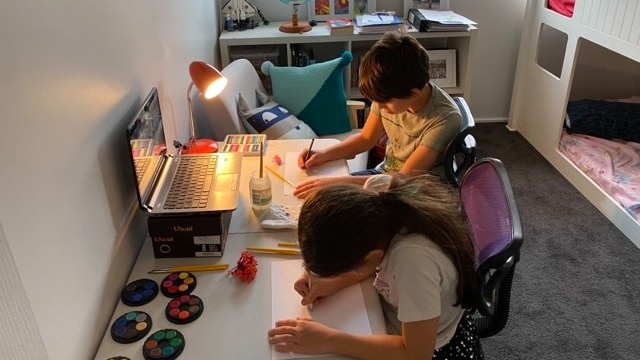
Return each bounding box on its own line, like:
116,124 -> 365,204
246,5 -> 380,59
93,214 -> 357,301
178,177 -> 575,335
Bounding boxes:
509,0 -> 640,248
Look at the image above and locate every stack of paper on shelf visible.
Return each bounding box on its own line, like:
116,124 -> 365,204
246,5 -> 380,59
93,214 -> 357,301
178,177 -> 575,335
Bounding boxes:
408,9 -> 476,32
326,18 -> 355,35
354,14 -> 403,34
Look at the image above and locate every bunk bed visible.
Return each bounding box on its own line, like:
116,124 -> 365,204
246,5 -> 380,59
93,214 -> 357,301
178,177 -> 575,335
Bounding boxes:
509,0 -> 640,247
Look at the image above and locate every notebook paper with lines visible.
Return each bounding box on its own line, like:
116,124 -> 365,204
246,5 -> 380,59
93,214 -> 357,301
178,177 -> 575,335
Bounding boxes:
125,87 -> 242,215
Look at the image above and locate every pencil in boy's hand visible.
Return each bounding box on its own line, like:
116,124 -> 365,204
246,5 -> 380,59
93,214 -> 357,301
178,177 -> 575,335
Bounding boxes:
304,138 -> 315,163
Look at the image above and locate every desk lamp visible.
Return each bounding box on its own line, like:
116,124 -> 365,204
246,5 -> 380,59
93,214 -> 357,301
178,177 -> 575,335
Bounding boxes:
278,0 -> 312,33
183,61 -> 228,154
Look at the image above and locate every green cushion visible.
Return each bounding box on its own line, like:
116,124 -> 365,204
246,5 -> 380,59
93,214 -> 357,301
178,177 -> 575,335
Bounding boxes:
261,51 -> 352,136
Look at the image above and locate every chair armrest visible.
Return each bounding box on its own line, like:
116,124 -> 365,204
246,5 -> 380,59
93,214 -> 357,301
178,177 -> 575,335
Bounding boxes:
347,100 -> 366,129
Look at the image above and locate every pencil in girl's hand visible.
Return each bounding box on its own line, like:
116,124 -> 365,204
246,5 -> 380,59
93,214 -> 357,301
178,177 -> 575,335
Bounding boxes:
307,271 -> 314,311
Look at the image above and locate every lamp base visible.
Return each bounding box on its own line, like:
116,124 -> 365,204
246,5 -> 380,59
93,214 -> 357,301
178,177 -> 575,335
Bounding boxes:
279,21 -> 312,34
182,138 -> 218,154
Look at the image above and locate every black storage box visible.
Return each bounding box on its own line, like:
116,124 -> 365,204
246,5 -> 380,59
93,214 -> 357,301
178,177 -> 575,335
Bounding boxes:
408,8 -> 430,32
148,211 -> 232,258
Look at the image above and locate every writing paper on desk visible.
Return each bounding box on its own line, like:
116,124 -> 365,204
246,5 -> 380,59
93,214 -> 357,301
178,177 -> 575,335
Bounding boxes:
271,259 -> 372,360
282,152 -> 347,195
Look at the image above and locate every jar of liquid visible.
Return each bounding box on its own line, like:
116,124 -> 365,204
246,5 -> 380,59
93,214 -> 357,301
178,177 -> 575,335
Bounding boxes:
250,171 -> 272,211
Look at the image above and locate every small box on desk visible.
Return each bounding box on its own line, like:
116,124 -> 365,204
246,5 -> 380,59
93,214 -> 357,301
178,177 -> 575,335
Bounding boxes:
148,211 -> 232,258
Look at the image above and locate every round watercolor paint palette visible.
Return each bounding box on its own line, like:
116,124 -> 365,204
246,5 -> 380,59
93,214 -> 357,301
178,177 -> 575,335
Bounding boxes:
142,329 -> 185,360
160,272 -> 197,298
165,294 -> 204,324
110,311 -> 152,344
120,278 -> 158,306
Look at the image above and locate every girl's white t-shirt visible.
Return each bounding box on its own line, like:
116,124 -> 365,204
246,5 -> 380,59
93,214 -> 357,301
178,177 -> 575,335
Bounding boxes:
373,232 -> 464,349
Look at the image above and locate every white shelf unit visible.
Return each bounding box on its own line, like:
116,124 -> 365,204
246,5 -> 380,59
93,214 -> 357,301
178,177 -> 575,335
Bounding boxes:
508,0 -> 640,247
219,22 -> 478,100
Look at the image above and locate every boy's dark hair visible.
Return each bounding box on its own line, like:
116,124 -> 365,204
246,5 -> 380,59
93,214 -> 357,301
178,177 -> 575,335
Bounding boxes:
358,32 -> 431,103
298,175 -> 479,310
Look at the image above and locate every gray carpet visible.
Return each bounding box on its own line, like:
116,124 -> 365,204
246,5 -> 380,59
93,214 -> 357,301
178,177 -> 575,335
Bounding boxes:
472,123 -> 640,359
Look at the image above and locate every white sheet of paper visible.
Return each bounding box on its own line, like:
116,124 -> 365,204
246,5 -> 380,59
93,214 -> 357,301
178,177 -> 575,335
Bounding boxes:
271,259 -> 372,360
283,152 -> 347,195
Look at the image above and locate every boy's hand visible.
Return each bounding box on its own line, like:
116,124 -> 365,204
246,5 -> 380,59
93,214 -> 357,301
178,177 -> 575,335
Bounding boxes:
298,148 -> 327,169
293,177 -> 344,199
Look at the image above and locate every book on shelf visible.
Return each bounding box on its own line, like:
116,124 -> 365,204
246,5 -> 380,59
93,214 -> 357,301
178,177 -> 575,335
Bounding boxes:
326,18 -> 355,35
290,44 -> 316,67
220,134 -> 266,156
354,14 -> 403,34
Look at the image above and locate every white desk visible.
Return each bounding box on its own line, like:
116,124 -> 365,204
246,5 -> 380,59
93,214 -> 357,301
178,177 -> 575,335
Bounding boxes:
94,139 -> 385,360
229,138 -> 348,234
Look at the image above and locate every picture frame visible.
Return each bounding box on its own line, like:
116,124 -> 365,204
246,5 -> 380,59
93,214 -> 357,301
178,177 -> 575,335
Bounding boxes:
402,0 -> 450,19
308,0 -> 376,21
428,49 -> 456,88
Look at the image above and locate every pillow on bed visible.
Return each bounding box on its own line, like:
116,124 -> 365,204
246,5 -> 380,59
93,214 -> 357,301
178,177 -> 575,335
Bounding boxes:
261,51 -> 352,136
565,99 -> 640,143
238,89 -> 317,140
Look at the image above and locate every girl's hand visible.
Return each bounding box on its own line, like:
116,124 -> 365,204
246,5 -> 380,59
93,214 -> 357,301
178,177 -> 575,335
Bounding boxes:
293,273 -> 337,307
268,318 -> 336,355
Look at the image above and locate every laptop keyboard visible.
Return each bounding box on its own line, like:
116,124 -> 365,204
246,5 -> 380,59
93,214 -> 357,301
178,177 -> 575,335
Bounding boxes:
164,155 -> 217,209
134,157 -> 151,183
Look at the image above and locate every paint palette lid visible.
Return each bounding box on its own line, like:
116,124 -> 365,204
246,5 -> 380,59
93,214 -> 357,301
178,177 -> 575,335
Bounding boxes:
160,272 -> 197,298
142,328 -> 185,360
121,278 -> 159,306
165,294 -> 204,324
110,311 -> 153,344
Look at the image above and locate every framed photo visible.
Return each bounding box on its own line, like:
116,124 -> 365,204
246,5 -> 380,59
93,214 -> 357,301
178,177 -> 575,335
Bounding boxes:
428,49 -> 456,88
308,0 -> 376,21
402,0 -> 450,18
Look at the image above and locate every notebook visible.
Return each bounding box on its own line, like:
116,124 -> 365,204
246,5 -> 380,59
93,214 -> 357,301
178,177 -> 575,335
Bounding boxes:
125,87 -> 243,215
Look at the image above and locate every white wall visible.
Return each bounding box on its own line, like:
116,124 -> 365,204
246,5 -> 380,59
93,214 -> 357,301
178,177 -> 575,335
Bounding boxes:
234,0 -> 527,122
0,1 -> 219,359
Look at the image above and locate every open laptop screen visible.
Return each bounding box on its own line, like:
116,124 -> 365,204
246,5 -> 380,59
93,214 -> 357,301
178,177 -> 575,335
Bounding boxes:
125,87 -> 167,209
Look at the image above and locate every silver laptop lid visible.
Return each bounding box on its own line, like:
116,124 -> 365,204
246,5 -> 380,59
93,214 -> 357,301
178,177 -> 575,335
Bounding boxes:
125,87 -> 167,212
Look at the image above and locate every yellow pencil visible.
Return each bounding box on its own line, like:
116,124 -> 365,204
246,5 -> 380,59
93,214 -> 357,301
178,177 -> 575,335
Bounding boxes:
246,247 -> 301,255
148,264 -> 229,274
277,242 -> 300,248
265,165 -> 296,187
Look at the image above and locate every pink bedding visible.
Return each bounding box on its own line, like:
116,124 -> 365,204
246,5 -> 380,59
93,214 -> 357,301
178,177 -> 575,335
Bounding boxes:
559,131 -> 640,221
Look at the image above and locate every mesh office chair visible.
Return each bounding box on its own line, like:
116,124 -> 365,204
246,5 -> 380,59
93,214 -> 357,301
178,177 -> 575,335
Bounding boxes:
445,97 -> 477,187
460,158 -> 523,338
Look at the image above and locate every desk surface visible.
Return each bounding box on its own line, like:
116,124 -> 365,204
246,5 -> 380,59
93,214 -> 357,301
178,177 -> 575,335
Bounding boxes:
94,139 -> 384,360
229,138 -> 348,234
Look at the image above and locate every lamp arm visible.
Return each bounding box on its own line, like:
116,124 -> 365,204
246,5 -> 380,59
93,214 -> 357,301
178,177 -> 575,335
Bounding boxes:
187,81 -> 196,141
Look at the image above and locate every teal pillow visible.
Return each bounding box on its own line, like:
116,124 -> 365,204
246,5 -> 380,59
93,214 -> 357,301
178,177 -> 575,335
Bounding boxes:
261,51 -> 352,136
237,89 -> 317,140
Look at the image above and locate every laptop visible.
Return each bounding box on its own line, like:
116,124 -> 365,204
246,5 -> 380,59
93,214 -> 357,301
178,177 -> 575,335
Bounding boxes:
125,87 -> 242,215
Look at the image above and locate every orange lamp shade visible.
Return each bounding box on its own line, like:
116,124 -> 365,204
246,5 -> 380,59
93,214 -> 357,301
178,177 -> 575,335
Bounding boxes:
189,61 -> 228,99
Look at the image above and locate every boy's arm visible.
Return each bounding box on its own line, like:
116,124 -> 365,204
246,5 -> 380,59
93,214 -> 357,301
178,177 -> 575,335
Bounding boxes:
398,145 -> 441,174
301,111 -> 385,168
399,110 -> 461,173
